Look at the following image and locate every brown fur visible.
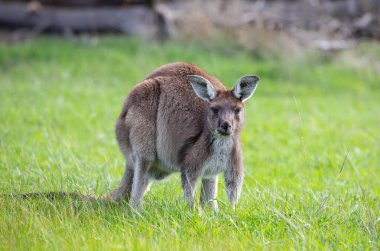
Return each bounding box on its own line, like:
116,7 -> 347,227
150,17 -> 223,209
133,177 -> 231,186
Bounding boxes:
111,62 -> 259,210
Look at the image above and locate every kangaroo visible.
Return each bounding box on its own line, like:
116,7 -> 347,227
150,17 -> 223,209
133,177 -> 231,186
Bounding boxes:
110,62 -> 259,210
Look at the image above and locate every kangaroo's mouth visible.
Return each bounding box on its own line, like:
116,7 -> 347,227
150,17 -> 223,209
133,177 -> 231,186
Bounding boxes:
217,128 -> 232,136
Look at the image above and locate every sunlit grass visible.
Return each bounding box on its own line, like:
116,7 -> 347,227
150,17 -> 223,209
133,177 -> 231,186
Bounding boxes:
0,36 -> 379,250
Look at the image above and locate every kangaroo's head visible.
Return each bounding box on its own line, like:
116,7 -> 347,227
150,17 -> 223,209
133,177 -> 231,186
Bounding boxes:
188,75 -> 259,137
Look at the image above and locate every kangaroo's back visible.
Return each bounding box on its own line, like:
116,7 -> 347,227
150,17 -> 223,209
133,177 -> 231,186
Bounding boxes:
115,63 -> 221,169
145,62 -> 226,90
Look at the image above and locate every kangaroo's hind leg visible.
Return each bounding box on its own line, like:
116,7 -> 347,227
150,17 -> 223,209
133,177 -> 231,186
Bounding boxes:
110,161 -> 134,202
114,78 -> 159,208
129,158 -> 151,209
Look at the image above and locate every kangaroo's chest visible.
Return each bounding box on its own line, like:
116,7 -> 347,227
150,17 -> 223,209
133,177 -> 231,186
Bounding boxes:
202,138 -> 233,178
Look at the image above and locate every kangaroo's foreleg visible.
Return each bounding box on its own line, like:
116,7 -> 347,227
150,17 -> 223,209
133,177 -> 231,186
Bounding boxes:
200,176 -> 219,211
181,171 -> 198,209
224,144 -> 244,210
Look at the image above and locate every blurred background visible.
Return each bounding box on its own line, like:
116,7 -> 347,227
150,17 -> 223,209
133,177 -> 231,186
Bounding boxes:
0,0 -> 379,51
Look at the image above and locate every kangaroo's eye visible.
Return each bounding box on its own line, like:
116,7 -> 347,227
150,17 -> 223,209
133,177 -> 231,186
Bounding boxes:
211,107 -> 219,115
234,108 -> 241,114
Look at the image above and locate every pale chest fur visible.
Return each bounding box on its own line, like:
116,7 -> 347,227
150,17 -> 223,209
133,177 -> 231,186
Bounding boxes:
201,138 -> 234,178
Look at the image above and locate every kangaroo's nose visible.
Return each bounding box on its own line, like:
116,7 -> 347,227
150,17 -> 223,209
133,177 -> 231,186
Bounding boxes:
221,122 -> 231,131
218,121 -> 232,135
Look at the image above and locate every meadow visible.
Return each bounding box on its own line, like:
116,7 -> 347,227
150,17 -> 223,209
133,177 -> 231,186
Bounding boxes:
0,37 -> 379,250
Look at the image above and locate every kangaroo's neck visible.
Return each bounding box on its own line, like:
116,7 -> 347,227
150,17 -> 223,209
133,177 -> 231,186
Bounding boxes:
206,130 -> 237,155
200,132 -> 237,177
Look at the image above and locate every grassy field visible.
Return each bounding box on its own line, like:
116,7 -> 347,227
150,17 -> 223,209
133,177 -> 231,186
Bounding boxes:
0,37 -> 379,250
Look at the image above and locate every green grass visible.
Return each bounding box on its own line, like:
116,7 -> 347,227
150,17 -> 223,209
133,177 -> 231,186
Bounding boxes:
0,36 -> 379,250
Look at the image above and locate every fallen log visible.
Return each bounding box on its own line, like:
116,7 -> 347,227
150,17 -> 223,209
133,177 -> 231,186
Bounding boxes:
0,2 -> 162,37
0,0 -> 151,7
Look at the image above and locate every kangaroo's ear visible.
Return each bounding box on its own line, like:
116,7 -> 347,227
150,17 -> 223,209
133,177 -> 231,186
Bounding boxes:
188,75 -> 217,102
232,75 -> 259,102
